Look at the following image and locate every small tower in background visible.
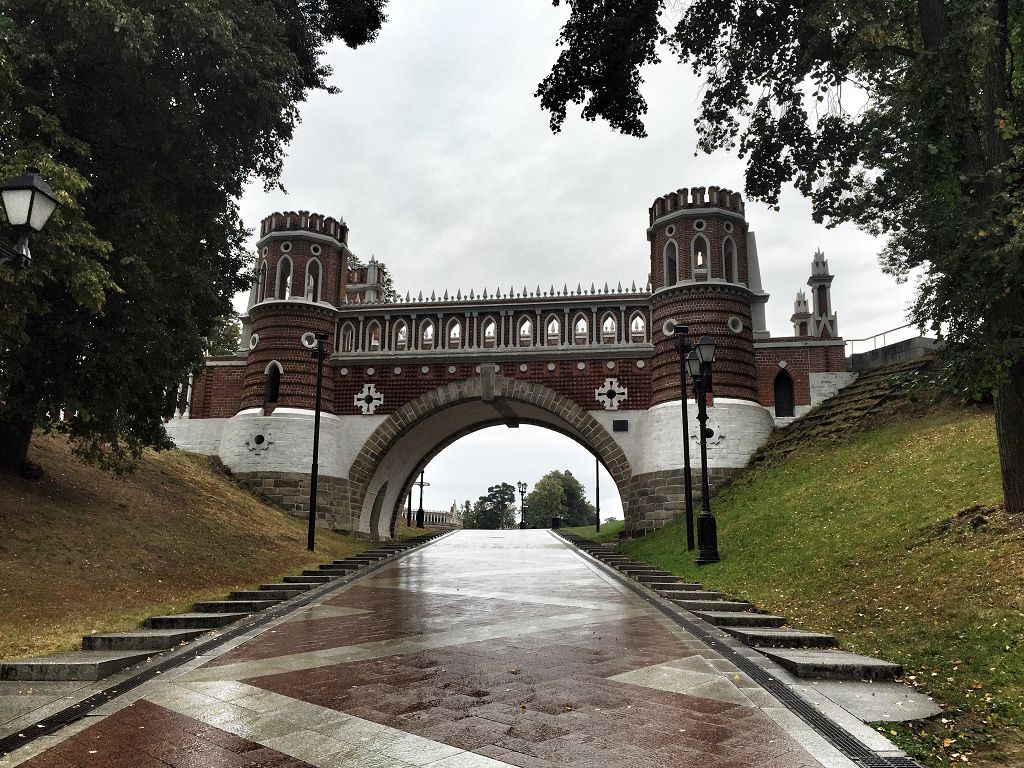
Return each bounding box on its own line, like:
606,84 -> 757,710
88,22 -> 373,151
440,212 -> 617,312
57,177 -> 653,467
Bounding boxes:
808,248 -> 838,338
791,290 -> 812,336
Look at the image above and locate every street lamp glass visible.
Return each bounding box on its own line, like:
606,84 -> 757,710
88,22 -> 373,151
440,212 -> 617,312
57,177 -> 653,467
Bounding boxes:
686,350 -> 701,378
517,481 -> 527,494
1,168 -> 58,232
696,335 -> 716,364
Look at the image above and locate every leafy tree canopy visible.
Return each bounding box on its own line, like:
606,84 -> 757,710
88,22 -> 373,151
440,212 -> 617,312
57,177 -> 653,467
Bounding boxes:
462,483 -> 517,529
538,0 -> 1024,511
0,0 -> 386,473
524,470 -> 595,527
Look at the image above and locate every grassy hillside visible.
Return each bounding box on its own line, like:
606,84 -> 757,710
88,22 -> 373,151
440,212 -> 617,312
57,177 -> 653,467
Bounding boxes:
609,362 -> 1022,767
0,433 -> 371,661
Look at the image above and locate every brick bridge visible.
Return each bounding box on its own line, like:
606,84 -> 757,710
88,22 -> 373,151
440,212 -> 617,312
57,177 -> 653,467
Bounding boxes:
168,184 -> 852,537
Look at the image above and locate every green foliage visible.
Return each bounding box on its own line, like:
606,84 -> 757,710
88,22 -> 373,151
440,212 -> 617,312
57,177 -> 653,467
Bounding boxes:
524,470 -> 595,527
0,0 -> 385,470
206,311 -> 242,356
624,407 -> 1019,767
462,483 -> 517,529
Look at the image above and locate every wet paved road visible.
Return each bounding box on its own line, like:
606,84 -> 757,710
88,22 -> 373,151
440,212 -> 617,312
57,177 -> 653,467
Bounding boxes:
4,530 -> 857,767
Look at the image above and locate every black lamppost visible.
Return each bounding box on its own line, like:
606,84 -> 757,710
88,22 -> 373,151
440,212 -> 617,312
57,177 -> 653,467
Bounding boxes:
686,335 -> 720,565
1,167 -> 59,268
594,455 -> 601,532
406,489 -> 413,528
672,325 -> 696,550
517,481 -> 528,529
415,470 -> 429,528
305,331 -> 329,551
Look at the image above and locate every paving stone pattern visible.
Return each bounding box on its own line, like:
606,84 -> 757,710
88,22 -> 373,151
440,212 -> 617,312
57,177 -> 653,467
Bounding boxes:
6,531 -> 854,768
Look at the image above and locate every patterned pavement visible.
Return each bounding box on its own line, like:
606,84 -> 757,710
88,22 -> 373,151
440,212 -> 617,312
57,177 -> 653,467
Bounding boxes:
2,531 -> 860,767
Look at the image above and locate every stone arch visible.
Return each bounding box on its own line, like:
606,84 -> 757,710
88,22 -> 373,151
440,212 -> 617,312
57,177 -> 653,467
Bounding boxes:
348,376 -> 633,538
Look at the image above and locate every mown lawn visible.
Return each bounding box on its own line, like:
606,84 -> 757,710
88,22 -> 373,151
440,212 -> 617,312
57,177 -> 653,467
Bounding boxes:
0,433 -> 371,660
622,408 -> 1022,767
562,518 -> 625,542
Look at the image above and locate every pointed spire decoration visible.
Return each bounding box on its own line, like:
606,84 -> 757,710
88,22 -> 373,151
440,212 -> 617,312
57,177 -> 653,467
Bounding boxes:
563,284 -> 568,296
590,283 -> 595,294
617,281 -> 623,293
483,287 -> 488,299
603,282 -> 609,294
645,281 -> 652,292
417,290 -> 424,302
456,289 -> 462,300
430,290 -> 436,301
577,283 -> 582,295
509,285 -> 515,299
631,280 -> 637,291
523,285 -> 528,298
443,290 -> 449,301
469,289 -> 475,299
405,291 -> 411,302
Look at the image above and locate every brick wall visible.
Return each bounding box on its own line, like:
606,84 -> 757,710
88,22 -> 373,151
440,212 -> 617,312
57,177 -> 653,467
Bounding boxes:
754,341 -> 847,407
189,364 -> 245,418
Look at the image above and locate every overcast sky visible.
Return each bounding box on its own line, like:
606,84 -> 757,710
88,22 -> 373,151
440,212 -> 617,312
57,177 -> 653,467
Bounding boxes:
235,1 -> 919,519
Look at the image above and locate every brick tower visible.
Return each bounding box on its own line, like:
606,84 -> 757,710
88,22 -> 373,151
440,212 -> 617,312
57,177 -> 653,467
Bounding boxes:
240,212 -> 350,414
646,185 -> 759,404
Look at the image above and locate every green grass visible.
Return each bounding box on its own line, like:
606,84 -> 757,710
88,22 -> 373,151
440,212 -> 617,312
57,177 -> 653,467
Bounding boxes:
562,519 -> 625,542
623,407 -> 1023,767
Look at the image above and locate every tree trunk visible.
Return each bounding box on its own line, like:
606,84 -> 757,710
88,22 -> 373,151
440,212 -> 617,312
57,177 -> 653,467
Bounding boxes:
995,361 -> 1024,514
0,412 -> 34,473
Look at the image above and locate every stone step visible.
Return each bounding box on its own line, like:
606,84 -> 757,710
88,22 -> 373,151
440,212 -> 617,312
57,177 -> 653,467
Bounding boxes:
229,590 -> 300,602
666,590 -> 726,601
0,650 -> 154,682
672,599 -> 752,612
145,612 -> 249,630
301,570 -> 341,578
692,611 -> 787,628
757,648 -> 902,681
631,572 -> 678,583
722,627 -> 836,648
193,600 -> 279,613
646,582 -> 704,591
619,566 -> 665,574
260,583 -> 313,592
82,629 -> 207,652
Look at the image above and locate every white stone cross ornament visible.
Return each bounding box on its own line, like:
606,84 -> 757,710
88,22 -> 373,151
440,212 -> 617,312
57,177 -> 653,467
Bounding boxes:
355,383 -> 384,415
595,378 -> 628,410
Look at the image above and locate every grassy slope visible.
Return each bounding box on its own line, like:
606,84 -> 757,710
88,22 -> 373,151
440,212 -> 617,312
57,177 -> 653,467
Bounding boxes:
563,519 -> 625,542
612,383 -> 1022,766
0,433 -> 371,661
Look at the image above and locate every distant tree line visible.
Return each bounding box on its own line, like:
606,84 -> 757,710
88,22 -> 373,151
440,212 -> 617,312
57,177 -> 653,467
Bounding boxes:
459,470 -> 596,529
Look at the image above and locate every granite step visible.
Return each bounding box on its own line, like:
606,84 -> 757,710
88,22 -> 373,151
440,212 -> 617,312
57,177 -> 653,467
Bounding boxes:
260,582 -> 314,592
757,648 -> 902,681
722,627 -> 836,648
193,600 -> 279,613
665,590 -> 726,601
0,651 -> 153,682
145,612 -> 249,630
646,582 -> 704,591
631,572 -> 679,583
229,590 -> 300,602
301,570 -> 341,578
672,599 -> 752,612
319,565 -> 357,573
692,611 -> 787,628
82,629 -> 207,652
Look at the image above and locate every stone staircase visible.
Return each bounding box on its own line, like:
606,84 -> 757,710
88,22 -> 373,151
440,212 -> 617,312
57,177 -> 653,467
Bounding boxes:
0,534 -> 444,682
561,533 -> 901,682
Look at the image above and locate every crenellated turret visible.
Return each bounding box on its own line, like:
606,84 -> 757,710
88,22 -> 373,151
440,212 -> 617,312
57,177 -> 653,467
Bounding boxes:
647,184 -> 759,404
